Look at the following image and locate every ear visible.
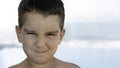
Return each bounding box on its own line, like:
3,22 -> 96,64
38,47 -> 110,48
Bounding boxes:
59,29 -> 65,43
15,26 -> 22,43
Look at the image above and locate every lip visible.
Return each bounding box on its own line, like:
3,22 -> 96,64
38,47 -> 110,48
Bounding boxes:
34,50 -> 48,53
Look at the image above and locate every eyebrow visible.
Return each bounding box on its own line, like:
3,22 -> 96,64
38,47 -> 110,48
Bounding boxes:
23,28 -> 35,32
47,30 -> 59,34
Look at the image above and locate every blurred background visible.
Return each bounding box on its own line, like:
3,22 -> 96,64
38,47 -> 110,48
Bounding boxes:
0,0 -> 120,68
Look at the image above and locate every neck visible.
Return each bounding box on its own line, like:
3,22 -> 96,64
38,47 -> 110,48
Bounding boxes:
25,57 -> 57,68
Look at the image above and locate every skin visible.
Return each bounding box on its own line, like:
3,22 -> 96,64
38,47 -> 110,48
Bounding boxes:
10,12 -> 80,68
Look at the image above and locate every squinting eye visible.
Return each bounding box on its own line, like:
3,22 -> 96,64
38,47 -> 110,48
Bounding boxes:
27,32 -> 36,35
47,34 -> 56,36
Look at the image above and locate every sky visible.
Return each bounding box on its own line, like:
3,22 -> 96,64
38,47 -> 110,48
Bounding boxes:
63,0 -> 120,23
0,0 -> 120,47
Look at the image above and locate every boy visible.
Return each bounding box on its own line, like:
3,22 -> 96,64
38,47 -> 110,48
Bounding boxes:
10,0 -> 80,68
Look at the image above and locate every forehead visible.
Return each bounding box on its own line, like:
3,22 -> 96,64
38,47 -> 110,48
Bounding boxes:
22,12 -> 61,31
23,12 -> 61,23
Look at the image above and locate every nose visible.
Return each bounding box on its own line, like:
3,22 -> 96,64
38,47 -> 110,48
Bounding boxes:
35,37 -> 46,48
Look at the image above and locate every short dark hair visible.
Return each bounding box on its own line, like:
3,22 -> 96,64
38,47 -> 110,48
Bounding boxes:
18,0 -> 65,30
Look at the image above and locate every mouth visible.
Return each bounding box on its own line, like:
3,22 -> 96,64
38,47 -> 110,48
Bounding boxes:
34,50 -> 48,53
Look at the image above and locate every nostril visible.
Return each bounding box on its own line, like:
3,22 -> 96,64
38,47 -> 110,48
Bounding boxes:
33,44 -> 48,52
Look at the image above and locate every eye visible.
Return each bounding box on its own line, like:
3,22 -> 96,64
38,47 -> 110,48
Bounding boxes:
27,32 -> 36,35
47,33 -> 56,36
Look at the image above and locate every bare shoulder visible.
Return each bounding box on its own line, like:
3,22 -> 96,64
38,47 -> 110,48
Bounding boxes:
9,64 -> 21,68
8,60 -> 25,68
64,62 -> 80,68
56,59 -> 80,68
9,65 -> 16,68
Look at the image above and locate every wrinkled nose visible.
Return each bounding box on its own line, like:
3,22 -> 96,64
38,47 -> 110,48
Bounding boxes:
35,37 -> 46,48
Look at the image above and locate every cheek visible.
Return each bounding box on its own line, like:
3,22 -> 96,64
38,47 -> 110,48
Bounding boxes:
22,35 -> 36,44
22,36 -> 35,52
47,39 -> 60,50
22,40 -> 31,54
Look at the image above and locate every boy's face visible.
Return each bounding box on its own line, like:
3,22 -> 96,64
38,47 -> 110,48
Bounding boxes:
16,12 -> 65,64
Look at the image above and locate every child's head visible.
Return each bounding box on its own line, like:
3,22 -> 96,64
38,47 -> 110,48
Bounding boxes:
16,0 -> 65,64
13,0 -> 80,67
18,0 -> 65,31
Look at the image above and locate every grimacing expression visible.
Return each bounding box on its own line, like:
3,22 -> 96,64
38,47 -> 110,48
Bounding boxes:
16,12 -> 65,64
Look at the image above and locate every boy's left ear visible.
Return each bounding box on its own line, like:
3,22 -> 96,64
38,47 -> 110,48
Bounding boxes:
60,29 -> 65,40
